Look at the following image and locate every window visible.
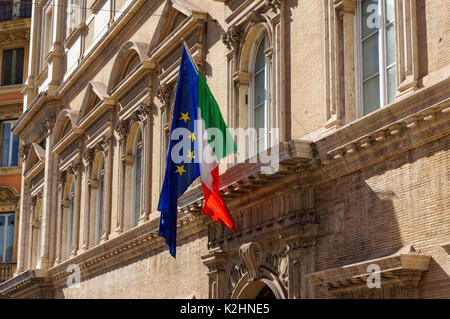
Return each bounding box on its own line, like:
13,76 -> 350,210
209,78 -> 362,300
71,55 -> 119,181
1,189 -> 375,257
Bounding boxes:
67,0 -> 82,35
0,213 -> 15,263
67,180 -> 75,257
96,158 -> 105,245
2,48 -> 24,86
40,5 -> 53,72
357,0 -> 397,116
250,32 -> 270,153
132,131 -> 143,227
0,121 -> 19,167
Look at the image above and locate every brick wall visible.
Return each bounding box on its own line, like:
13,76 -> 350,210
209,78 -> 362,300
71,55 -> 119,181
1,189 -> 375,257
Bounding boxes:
58,232 -> 209,299
315,133 -> 450,298
417,0 -> 450,78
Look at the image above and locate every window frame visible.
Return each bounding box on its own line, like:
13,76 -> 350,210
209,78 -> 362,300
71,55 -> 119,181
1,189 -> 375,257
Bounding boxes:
131,130 -> 143,228
39,2 -> 54,74
1,120 -> 20,168
0,212 -> 15,263
95,157 -> 105,245
249,31 -> 271,154
67,180 -> 75,257
355,0 -> 397,117
1,47 -> 25,87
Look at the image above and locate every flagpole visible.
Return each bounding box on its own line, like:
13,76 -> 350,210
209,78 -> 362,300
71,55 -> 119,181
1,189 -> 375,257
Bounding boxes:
181,38 -> 200,73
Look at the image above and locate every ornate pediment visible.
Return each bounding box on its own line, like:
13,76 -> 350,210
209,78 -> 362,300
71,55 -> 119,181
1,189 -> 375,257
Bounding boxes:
0,186 -> 18,205
147,0 -> 206,86
24,143 -> 46,175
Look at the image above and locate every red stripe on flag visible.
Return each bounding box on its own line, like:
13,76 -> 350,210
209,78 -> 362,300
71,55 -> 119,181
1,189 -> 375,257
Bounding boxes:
201,167 -> 236,233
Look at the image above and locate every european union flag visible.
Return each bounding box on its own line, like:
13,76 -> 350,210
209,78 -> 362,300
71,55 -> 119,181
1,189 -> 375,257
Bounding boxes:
158,48 -> 200,257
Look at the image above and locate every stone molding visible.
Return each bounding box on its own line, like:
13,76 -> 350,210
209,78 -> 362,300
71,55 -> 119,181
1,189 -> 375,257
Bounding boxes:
307,246 -> 431,298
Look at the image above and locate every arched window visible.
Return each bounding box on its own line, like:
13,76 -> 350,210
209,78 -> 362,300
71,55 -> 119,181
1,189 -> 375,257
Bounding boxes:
67,180 -> 75,257
96,157 -> 105,245
251,32 -> 270,153
132,130 -> 143,228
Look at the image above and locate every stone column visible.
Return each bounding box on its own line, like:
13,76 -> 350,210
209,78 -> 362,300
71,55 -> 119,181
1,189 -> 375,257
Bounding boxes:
81,149 -> 94,251
100,136 -> 113,243
54,171 -> 66,266
71,161 -> 82,257
14,145 -> 30,276
202,249 -> 228,299
139,105 -> 152,224
395,0 -> 419,93
37,119 -> 56,270
115,121 -> 129,235
157,85 -> 172,186
26,197 -> 37,270
338,0 -> 357,124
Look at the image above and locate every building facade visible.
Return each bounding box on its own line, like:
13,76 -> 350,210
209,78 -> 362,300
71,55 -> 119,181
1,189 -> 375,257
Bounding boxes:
0,0 -> 31,285
0,0 -> 448,299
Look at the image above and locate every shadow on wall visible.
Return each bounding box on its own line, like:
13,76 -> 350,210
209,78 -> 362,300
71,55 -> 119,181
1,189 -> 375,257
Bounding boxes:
419,256 -> 450,298
416,0 -> 429,79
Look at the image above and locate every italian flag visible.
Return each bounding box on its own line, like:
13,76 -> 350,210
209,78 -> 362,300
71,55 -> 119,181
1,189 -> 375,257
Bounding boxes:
187,45 -> 237,233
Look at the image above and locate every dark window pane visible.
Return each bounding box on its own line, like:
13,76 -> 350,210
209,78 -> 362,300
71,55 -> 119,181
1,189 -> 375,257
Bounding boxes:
2,50 -> 13,86
11,134 -> 19,166
0,215 -> 5,262
2,123 -> 11,167
14,48 -> 24,85
6,215 -> 14,262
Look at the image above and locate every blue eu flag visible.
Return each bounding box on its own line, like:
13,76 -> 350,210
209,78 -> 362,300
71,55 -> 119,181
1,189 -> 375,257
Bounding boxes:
158,48 -> 200,257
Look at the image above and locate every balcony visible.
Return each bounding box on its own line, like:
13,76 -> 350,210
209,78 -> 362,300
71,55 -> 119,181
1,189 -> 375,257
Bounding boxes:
0,263 -> 15,283
0,1 -> 31,23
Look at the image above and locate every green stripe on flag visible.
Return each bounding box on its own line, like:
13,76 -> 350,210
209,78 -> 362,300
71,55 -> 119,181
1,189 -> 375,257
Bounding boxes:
198,72 -> 237,161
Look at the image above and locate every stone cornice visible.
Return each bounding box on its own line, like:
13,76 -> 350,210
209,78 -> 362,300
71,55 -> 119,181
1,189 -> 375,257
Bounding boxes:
0,270 -> 49,297
48,211 -> 207,286
313,77 -> 450,183
57,0 -> 155,98
307,246 -> 430,291
11,92 -> 59,138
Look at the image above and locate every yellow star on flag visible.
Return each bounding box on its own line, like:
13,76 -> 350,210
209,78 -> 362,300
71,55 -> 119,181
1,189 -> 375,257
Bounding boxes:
180,112 -> 190,123
188,151 -> 195,161
190,131 -> 195,141
175,165 -> 187,176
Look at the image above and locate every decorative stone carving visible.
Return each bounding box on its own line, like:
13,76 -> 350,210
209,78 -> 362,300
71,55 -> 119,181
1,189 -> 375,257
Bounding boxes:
0,188 -> 16,203
57,171 -> 67,187
239,241 -> 263,281
41,119 -> 56,138
116,119 -> 130,139
228,263 -> 247,292
156,85 -> 172,107
0,30 -> 30,44
222,26 -> 241,50
68,161 -> 82,176
265,0 -> 281,12
83,148 -> 95,166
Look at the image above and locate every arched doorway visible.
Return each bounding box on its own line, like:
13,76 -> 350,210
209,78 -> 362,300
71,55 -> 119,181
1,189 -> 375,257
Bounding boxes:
256,285 -> 277,300
232,275 -> 285,299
